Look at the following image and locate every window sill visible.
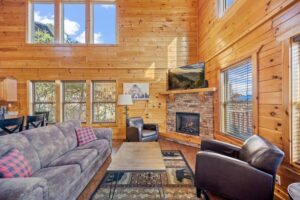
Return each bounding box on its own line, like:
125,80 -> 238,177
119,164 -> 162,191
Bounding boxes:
215,131 -> 244,146
92,123 -> 118,128
289,162 -> 300,175
24,43 -> 119,47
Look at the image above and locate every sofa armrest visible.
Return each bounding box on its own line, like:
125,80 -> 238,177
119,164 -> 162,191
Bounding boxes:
201,139 -> 241,158
195,152 -> 274,200
0,177 -> 48,200
143,123 -> 159,132
93,128 -> 113,148
126,127 -> 142,141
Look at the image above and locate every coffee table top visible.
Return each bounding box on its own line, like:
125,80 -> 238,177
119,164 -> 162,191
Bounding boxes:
108,142 -> 166,172
288,183 -> 300,200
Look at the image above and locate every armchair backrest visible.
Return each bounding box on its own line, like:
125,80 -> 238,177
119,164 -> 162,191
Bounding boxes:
127,117 -> 144,131
239,135 -> 284,176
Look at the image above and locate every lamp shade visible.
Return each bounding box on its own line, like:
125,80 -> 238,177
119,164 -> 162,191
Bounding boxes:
118,95 -> 133,106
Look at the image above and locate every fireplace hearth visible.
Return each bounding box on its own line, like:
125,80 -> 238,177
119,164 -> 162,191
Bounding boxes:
176,112 -> 200,136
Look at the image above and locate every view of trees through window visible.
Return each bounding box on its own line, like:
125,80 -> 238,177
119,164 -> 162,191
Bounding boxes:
93,82 -> 116,123
63,82 -> 86,121
222,60 -> 253,140
32,3 -> 55,44
32,82 -> 56,122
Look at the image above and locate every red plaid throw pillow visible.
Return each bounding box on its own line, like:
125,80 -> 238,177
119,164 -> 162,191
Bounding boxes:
0,148 -> 32,178
75,127 -> 97,146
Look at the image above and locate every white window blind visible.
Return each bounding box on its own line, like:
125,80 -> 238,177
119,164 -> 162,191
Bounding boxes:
221,59 -> 253,140
292,35 -> 300,164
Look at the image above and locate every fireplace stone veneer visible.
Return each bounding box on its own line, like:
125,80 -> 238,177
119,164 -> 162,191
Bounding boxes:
167,92 -> 214,142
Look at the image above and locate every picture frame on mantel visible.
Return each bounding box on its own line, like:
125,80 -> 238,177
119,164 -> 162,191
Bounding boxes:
123,83 -> 149,101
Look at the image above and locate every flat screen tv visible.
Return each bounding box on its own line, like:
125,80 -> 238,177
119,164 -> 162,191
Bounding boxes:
168,62 -> 206,90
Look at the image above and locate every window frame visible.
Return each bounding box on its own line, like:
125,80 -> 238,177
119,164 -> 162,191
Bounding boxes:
32,81 -> 56,122
91,1 -> 118,45
290,34 -> 300,165
218,0 -> 235,18
27,0 -> 118,46
61,1 -> 86,44
220,57 -> 256,141
27,1 -> 55,44
92,80 -> 117,123
62,81 -> 87,122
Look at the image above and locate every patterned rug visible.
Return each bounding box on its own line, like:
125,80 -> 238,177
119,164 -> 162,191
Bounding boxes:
91,150 -> 199,200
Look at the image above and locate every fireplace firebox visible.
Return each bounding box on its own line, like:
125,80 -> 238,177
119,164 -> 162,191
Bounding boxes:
176,112 -> 200,136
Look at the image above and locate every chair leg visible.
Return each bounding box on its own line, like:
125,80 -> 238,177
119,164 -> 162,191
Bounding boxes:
196,188 -> 209,200
196,188 -> 201,198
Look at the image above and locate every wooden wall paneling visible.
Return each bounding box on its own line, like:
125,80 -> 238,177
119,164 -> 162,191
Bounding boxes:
0,0 -> 198,139
198,0 -> 300,198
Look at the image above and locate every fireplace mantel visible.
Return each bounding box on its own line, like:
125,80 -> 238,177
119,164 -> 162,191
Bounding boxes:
160,87 -> 217,102
160,87 -> 217,95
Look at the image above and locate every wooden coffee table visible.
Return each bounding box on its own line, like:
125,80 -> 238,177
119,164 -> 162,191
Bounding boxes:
107,142 -> 166,199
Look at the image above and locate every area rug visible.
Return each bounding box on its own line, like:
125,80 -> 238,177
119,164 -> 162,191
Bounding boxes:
90,150 -> 199,200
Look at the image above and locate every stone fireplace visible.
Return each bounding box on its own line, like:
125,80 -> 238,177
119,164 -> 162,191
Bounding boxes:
166,92 -> 214,145
176,112 -> 200,136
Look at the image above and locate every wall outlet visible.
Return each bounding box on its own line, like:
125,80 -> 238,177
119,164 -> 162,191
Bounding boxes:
275,175 -> 281,185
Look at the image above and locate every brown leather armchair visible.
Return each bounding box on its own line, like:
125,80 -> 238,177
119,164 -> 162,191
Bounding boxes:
195,135 -> 284,200
126,117 -> 159,142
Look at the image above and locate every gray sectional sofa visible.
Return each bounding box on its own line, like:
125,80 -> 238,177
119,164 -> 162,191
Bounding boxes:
0,120 -> 112,200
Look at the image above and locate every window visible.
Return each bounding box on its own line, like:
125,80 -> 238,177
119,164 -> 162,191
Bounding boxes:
63,81 -> 86,122
220,59 -> 253,140
92,2 -> 117,44
29,2 -> 55,43
32,81 -> 56,122
63,3 -> 86,44
218,0 -> 234,17
291,35 -> 300,164
28,1 -> 117,45
92,81 -> 116,123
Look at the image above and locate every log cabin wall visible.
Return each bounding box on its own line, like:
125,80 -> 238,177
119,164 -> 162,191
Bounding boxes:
198,0 -> 300,198
0,0 -> 198,139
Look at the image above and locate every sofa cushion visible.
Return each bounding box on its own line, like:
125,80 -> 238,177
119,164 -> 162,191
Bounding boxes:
32,165 -> 81,200
75,127 -> 97,146
22,125 -> 70,168
142,130 -> 157,138
55,120 -> 81,150
0,148 -> 32,178
76,139 -> 111,156
49,149 -> 98,171
0,134 -> 41,174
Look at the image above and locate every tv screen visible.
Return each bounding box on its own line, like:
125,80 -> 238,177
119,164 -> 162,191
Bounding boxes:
168,62 -> 205,90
